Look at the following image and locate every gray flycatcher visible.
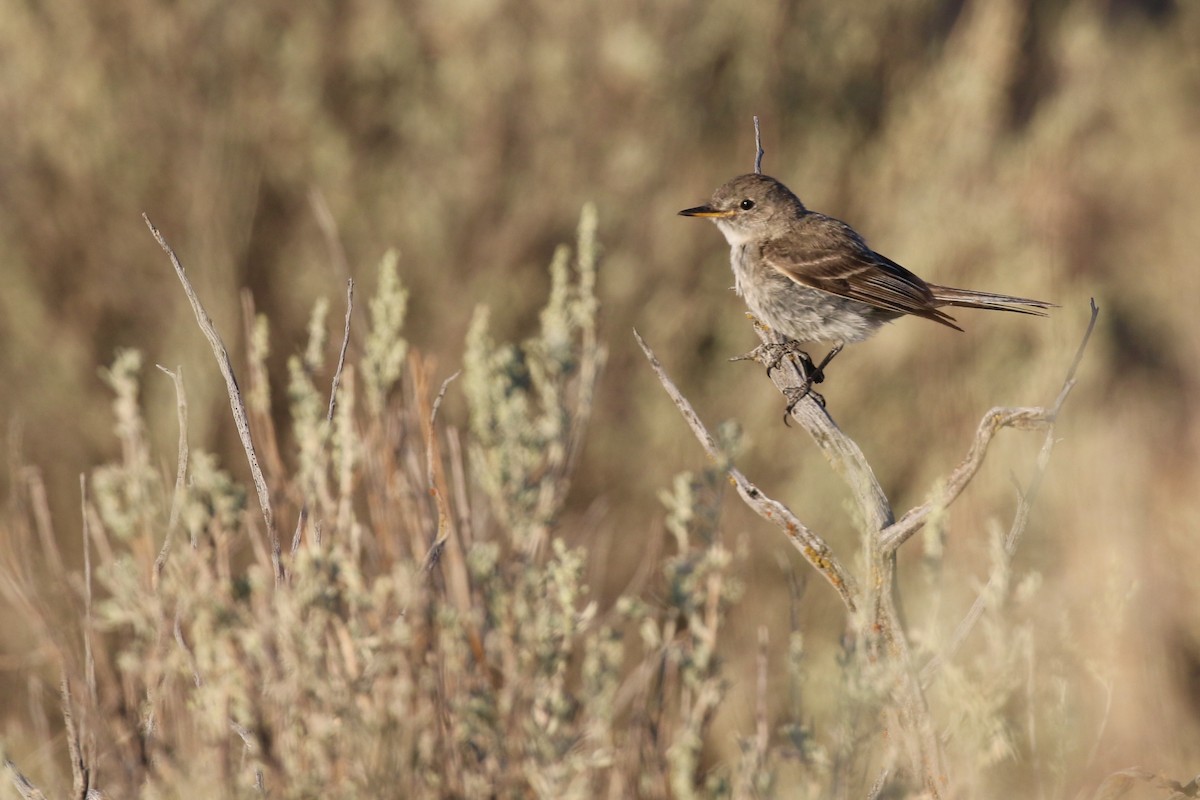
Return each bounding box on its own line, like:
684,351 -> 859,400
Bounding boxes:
680,173 -> 1053,403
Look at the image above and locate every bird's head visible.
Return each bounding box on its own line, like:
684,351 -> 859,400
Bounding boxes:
679,173 -> 807,245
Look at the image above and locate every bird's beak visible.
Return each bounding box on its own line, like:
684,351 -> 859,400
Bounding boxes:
678,205 -> 734,218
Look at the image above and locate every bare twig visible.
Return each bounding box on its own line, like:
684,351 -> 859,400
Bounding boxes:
446,427 -> 474,550
153,365 -> 189,587
308,187 -> 351,280
413,359 -> 486,668
1087,768 -> 1200,800
867,768 -> 891,800
420,366 -> 461,572
26,470 -> 65,579
5,759 -> 49,800
753,115 -> 765,174
634,329 -> 858,611
754,626 -> 770,767
290,505 -> 309,557
61,677 -> 90,799
327,279 -> 354,423
430,372 -> 459,438
143,215 -> 282,584
78,476 -> 96,709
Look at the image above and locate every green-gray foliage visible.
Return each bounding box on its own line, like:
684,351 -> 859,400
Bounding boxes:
0,211 -> 769,800
464,204 -> 603,553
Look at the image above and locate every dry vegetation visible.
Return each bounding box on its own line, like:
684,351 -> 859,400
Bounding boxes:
2,0 -> 1199,797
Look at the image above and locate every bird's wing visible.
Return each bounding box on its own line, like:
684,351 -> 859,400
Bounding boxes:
759,215 -> 962,330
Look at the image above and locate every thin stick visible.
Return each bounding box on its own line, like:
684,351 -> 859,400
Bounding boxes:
61,677 -> 89,798
79,476 -> 96,709
290,505 -> 309,557
634,329 -> 858,611
26,470 -> 64,579
754,626 -> 770,769
327,279 -> 354,423
413,360 -> 487,669
309,187 -> 351,279
4,758 -> 49,800
153,365 -> 189,587
753,116 -> 765,174
867,768 -> 890,800
420,367 -> 461,570
446,427 -> 473,549
143,215 -> 281,584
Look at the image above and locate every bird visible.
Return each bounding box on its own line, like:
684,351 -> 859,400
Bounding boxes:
679,173 -> 1053,405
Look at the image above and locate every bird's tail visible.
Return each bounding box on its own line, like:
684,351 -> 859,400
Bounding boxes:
928,284 -> 1055,317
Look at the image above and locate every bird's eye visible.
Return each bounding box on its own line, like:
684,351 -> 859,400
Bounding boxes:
739,199 -> 755,210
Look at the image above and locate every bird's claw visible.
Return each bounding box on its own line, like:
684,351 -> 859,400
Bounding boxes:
731,340 -> 822,381
781,381 -> 826,425
731,339 -> 831,424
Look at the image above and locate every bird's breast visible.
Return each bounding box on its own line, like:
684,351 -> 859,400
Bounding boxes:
727,243 -> 885,344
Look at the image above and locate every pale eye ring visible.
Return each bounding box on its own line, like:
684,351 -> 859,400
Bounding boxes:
739,199 -> 755,210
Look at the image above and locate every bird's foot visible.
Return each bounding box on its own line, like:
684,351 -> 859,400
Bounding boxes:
731,339 -> 823,381
731,339 -> 831,424
782,380 -> 826,424
781,344 -> 844,422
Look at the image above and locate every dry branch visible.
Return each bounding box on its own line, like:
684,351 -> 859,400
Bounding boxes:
640,283 -> 1097,798
753,324 -> 894,530
634,329 -> 858,612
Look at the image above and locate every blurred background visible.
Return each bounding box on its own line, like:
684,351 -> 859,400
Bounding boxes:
2,0 -> 1197,789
